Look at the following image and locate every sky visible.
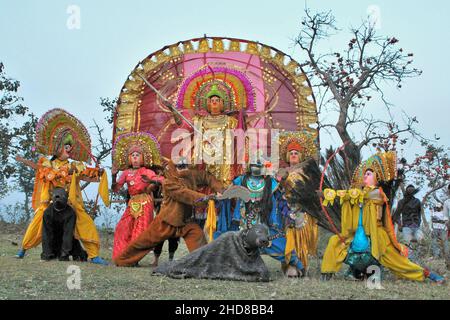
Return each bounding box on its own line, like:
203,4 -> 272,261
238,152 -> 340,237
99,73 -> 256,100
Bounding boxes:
1,0 -> 449,221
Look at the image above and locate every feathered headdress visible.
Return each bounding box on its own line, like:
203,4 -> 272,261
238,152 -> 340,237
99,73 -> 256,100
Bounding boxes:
352,150 -> 397,187
112,132 -> 162,170
35,108 -> 92,163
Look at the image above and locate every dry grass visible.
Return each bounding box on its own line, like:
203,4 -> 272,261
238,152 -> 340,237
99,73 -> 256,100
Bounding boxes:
0,222 -> 448,300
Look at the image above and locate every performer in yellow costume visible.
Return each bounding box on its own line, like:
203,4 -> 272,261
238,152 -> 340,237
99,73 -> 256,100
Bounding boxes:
15,108 -> 110,265
320,151 -> 444,283
277,132 -> 319,271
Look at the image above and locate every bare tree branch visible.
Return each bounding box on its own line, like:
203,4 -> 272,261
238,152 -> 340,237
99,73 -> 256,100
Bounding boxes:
294,8 -> 423,183
80,119 -> 112,191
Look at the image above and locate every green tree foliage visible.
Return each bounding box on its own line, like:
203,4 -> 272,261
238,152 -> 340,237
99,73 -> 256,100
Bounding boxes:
11,114 -> 39,221
0,62 -> 31,199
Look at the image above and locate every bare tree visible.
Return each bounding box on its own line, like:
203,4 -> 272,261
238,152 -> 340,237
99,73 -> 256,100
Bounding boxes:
81,97 -> 117,219
80,97 -> 117,193
295,9 -> 422,182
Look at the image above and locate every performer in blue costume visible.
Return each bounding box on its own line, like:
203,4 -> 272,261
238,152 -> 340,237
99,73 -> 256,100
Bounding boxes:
215,159 -> 305,277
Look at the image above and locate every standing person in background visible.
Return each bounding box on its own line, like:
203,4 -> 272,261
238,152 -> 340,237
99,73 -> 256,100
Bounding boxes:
430,203 -> 448,260
393,185 -> 424,245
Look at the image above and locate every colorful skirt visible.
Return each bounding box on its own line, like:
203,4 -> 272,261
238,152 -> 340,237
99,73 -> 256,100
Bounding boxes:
112,193 -> 154,260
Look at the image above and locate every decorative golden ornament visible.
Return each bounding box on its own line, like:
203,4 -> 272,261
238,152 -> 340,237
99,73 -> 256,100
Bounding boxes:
245,42 -> 259,55
155,51 -> 168,64
260,46 -> 272,59
348,188 -> 363,205
183,41 -> 195,53
169,45 -> 183,57
124,78 -> 142,93
112,132 -> 162,171
337,190 -> 347,205
198,39 -> 209,53
322,188 -> 337,206
141,58 -> 157,74
273,52 -> 285,66
286,60 -> 300,74
212,39 -> 224,53
229,40 -> 240,51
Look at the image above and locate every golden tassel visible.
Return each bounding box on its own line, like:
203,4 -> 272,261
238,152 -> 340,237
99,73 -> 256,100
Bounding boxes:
204,200 -> 217,242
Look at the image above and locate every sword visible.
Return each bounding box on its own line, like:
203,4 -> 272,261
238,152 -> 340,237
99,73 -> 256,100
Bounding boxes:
135,71 -> 224,157
195,185 -> 252,203
135,72 -> 202,136
215,185 -> 251,202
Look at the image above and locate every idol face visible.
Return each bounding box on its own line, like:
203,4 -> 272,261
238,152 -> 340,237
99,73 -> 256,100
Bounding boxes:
207,96 -> 224,115
288,150 -> 300,166
130,151 -> 143,168
58,144 -> 73,160
363,169 -> 377,187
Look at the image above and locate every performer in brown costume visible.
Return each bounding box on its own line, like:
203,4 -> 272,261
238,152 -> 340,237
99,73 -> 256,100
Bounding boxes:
113,159 -> 224,266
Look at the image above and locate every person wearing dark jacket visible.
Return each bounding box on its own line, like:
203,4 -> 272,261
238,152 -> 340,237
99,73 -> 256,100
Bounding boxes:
393,185 -> 424,244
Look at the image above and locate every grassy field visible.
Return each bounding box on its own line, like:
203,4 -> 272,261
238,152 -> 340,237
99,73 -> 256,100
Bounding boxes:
0,222 -> 448,300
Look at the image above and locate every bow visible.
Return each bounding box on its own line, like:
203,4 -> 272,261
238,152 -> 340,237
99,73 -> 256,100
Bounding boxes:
319,142 -> 348,244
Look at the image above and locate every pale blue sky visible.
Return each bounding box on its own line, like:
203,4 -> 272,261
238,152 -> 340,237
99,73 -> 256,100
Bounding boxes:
1,0 -> 448,146
1,0 -> 449,215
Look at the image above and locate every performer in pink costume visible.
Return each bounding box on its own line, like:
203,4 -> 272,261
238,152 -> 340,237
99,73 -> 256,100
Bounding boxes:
111,132 -> 164,260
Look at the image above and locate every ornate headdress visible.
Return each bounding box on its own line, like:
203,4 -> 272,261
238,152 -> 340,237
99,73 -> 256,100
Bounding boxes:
278,131 -> 318,164
35,108 -> 92,163
176,64 -> 257,114
352,150 -> 397,187
112,132 -> 162,170
206,84 -> 226,100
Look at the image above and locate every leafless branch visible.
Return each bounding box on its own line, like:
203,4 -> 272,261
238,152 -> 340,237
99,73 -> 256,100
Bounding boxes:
80,120 -> 112,191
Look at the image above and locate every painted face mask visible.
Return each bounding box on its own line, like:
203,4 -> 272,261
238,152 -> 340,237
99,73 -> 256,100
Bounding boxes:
250,165 -> 263,176
58,144 -> 73,160
288,150 -> 300,165
129,151 -> 144,168
207,96 -> 224,114
363,170 -> 377,187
